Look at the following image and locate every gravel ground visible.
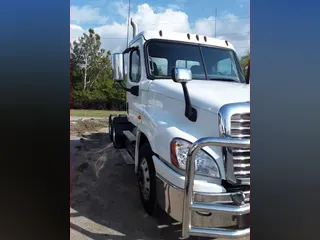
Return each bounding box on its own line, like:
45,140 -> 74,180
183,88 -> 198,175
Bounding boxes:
70,123 -> 249,240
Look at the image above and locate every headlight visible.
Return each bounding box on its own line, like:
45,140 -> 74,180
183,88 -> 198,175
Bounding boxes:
170,138 -> 220,178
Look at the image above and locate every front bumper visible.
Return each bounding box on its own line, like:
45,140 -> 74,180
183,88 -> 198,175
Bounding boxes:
156,174 -> 250,239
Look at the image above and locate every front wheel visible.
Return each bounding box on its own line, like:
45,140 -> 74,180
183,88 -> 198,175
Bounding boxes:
137,143 -> 159,216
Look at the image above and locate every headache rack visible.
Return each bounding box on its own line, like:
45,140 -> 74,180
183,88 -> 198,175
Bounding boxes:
182,137 -> 250,239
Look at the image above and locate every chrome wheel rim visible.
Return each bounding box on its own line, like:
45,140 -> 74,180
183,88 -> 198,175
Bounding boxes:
138,158 -> 150,200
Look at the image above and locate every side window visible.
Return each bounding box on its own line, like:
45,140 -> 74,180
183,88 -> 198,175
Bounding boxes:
123,52 -> 129,82
150,57 -> 168,76
130,49 -> 141,82
217,58 -> 232,75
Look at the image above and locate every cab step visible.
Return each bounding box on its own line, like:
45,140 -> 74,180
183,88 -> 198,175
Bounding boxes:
120,149 -> 134,165
123,130 -> 136,143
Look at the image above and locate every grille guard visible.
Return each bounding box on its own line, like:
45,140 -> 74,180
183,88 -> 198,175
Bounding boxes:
181,137 -> 250,239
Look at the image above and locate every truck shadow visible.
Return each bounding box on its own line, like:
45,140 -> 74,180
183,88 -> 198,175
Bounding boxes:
71,132 -> 209,240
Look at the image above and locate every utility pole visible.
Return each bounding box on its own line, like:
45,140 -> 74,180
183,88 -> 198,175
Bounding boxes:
214,8 -> 217,38
126,0 -> 131,48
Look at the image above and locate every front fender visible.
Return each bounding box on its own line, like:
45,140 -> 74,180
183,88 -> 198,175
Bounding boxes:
137,102 -> 225,179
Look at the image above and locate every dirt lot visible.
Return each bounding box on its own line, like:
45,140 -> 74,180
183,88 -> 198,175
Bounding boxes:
70,119 -> 248,240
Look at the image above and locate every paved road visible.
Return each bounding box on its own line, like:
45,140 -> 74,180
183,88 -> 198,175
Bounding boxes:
70,129 -> 249,240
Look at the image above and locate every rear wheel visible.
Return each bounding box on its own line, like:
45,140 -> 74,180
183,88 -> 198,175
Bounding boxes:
112,121 -> 124,149
108,114 -> 116,141
112,117 -> 128,149
137,143 -> 159,216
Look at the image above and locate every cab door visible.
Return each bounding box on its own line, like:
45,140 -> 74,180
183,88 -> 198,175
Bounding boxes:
125,40 -> 142,126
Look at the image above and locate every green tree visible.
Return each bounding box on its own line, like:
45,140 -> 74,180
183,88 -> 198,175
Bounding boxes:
70,29 -> 126,110
71,29 -> 112,91
240,52 -> 250,69
240,52 -> 250,77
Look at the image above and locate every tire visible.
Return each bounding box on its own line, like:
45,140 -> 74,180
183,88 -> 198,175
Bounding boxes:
112,120 -> 125,149
137,143 -> 159,216
108,114 -> 116,142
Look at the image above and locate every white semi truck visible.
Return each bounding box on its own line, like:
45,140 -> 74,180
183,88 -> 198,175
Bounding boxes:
110,18 -> 250,239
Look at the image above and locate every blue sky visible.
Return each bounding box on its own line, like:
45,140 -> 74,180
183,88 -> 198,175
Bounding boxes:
71,0 -> 249,56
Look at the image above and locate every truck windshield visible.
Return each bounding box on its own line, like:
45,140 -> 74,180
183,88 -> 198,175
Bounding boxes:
146,40 -> 245,83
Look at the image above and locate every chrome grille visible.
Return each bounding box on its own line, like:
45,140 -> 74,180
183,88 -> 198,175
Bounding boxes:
231,113 -> 250,180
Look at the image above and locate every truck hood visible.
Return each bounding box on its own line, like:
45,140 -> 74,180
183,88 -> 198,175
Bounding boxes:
149,80 -> 250,113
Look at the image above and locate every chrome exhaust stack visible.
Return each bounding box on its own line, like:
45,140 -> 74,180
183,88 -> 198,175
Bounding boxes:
130,18 -> 138,38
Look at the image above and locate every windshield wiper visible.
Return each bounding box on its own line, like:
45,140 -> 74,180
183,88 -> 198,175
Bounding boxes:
209,78 -> 238,82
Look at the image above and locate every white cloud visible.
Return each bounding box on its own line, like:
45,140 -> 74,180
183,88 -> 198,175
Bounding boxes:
132,4 -> 190,32
71,5 -> 108,24
70,24 -> 83,31
194,13 -> 249,56
114,1 -> 130,19
194,17 -> 216,37
70,3 -> 249,56
93,22 -> 128,53
70,24 -> 84,44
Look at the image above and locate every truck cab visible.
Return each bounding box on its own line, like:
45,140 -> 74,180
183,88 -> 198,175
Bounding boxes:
110,18 -> 250,239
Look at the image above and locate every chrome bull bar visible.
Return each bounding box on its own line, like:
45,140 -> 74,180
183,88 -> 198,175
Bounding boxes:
182,137 -> 250,239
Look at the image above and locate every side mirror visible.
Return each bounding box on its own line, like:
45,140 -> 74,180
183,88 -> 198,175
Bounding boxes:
112,53 -> 124,81
171,67 -> 197,122
172,67 -> 192,83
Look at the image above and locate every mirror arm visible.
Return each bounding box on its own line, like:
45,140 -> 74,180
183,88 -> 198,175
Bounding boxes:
118,81 -> 131,91
117,81 -> 139,97
181,82 -> 197,122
